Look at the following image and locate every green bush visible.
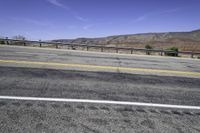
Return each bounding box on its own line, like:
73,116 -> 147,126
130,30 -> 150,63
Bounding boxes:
145,44 -> 153,55
145,44 -> 153,49
0,40 -> 5,44
165,47 -> 179,57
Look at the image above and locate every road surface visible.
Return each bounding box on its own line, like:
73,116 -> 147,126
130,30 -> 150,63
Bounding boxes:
0,45 -> 200,133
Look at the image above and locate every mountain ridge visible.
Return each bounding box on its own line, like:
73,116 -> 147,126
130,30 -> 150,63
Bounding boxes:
53,29 -> 200,51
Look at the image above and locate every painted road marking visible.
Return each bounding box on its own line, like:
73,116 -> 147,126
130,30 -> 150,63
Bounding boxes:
0,96 -> 200,110
0,45 -> 198,61
0,59 -> 200,76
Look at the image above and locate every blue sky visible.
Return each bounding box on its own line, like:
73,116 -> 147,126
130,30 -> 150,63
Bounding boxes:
0,0 -> 200,40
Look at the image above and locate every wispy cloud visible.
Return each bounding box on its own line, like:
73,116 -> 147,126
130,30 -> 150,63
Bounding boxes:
82,22 -> 112,31
160,8 -> 180,14
46,0 -> 88,22
132,8 -> 181,23
46,0 -> 69,9
132,16 -> 146,23
75,16 -> 88,22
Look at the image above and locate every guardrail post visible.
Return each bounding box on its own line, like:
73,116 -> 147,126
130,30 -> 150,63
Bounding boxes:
39,40 -> 42,47
160,49 -> 163,56
101,47 -> 103,52
116,48 -> 118,53
56,44 -> 58,49
86,46 -> 89,51
131,49 -> 133,54
146,50 -> 149,55
6,37 -> 9,45
23,38 -> 26,46
191,51 -> 194,58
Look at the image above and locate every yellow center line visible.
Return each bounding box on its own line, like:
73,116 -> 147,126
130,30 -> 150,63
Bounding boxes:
0,59 -> 200,76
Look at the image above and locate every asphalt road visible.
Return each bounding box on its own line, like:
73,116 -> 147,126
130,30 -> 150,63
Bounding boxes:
0,45 -> 199,73
0,45 -> 200,133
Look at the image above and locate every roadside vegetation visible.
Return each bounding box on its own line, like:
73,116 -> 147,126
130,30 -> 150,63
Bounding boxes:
0,40 -> 5,44
165,47 -> 179,57
145,44 -> 153,55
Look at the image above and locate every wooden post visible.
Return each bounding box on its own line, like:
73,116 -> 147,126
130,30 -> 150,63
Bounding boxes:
176,51 -> 179,57
160,49 -> 163,56
56,44 -> 58,49
146,50 -> 148,55
116,48 -> 118,53
86,46 -> 89,51
39,40 -> 42,47
6,37 -> 9,45
131,49 -> 133,54
23,38 -> 26,46
101,47 -> 103,52
191,51 -> 194,58
146,49 -> 151,55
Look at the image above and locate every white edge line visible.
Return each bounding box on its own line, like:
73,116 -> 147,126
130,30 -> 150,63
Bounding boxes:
0,96 -> 200,110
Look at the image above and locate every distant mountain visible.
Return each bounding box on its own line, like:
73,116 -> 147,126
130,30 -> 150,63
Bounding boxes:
53,29 -> 200,51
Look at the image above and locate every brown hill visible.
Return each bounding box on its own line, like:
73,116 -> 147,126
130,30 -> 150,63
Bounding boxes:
53,29 -> 200,51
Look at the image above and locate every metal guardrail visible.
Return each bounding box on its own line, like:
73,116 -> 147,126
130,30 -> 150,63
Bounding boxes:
0,38 -> 200,58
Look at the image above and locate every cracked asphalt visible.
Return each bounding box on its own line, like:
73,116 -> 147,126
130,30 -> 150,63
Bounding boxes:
0,45 -> 200,133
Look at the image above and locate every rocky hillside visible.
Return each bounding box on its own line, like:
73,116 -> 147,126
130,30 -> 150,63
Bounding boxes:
53,29 -> 200,51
